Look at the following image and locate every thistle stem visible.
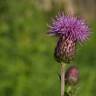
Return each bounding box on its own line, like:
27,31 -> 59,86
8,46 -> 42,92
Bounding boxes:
61,63 -> 66,96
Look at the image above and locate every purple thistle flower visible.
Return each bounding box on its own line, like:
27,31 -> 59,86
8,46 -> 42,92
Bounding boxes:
49,13 -> 90,43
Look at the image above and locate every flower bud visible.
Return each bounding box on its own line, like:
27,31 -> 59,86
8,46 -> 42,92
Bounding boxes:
54,36 -> 76,63
65,66 -> 79,85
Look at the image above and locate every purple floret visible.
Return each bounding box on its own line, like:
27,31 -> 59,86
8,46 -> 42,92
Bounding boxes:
49,13 -> 90,43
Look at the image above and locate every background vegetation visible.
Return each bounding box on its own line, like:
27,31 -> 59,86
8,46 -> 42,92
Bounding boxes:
0,0 -> 96,96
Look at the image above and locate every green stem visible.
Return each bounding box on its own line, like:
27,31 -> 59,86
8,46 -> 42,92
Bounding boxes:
61,63 -> 66,96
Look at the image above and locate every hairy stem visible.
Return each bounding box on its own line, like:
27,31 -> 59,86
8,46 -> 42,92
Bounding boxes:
61,63 -> 66,96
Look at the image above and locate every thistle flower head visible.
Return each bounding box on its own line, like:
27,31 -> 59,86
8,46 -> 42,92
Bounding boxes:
49,13 -> 90,43
54,36 -> 76,63
65,66 -> 79,85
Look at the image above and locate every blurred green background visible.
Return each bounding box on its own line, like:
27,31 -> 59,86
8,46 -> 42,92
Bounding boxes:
0,0 -> 96,96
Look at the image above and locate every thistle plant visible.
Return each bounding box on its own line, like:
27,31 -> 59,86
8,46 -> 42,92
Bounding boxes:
48,13 -> 90,96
